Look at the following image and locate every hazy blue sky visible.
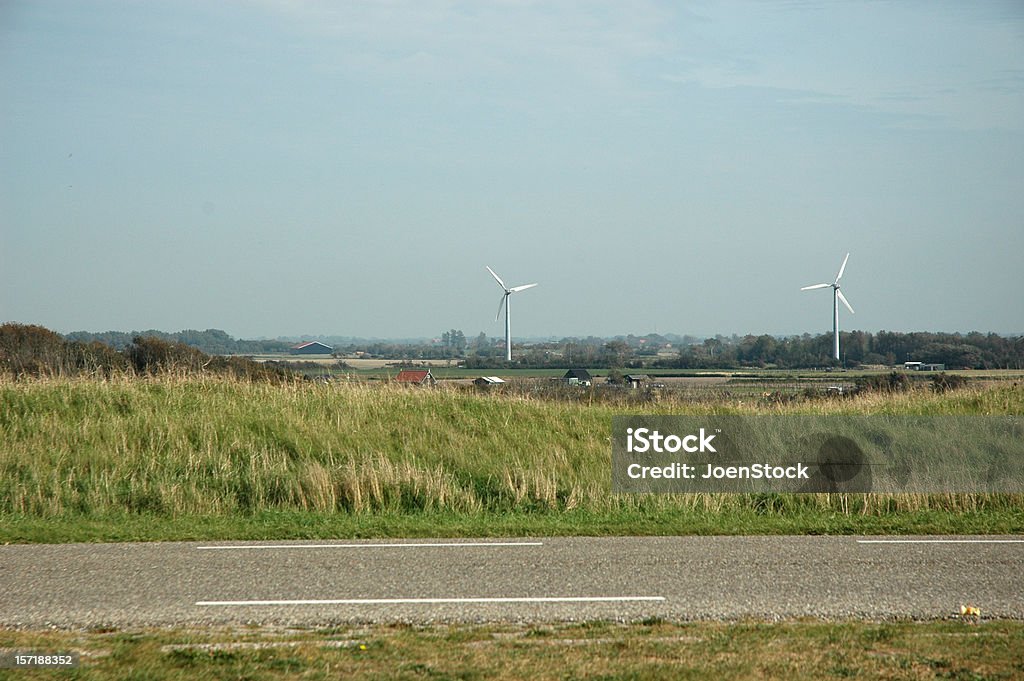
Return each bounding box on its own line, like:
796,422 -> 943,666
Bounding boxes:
2,1 -> 1022,339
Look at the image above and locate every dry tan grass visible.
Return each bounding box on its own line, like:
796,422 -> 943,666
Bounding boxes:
1,375 -> 1021,519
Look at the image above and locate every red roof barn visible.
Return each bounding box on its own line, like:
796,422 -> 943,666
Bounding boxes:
394,369 -> 436,386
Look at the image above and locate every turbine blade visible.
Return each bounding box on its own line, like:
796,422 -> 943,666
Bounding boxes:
837,289 -> 855,314
485,266 -> 506,290
495,293 -> 507,322
510,283 -> 537,293
835,252 -> 850,283
801,283 -> 831,291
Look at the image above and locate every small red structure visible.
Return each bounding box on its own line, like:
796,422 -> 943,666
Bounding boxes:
394,369 -> 436,386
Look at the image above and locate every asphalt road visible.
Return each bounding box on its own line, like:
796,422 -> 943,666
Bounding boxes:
1,536 -> 1021,628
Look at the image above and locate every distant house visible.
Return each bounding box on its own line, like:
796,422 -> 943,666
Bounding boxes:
290,341 -> 333,355
904,361 -> 946,371
562,368 -> 592,387
395,369 -> 436,386
624,374 -> 650,389
473,376 -> 506,387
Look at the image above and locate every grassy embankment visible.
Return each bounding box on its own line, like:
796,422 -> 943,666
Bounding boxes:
1,376 -> 1022,543
2,620 -> 1022,680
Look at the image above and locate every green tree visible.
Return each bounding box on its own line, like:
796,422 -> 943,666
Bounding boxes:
602,340 -> 631,366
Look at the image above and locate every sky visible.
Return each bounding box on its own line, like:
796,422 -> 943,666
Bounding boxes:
2,1 -> 1022,340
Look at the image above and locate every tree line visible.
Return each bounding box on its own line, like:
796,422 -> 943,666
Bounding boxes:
462,331 -> 1023,370
6,323 -> 1022,372
668,331 -> 1024,370
1,324 -> 292,381
64,328 -> 293,355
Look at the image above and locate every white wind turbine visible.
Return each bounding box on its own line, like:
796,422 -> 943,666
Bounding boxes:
486,266 -> 538,362
801,253 -> 855,362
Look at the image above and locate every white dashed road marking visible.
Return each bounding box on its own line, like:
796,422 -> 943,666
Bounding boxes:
196,596 -> 666,607
857,539 -> 1024,544
196,541 -> 544,550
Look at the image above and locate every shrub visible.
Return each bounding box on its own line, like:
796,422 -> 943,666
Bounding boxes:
0,323 -> 73,376
854,371 -> 913,394
0,324 -> 296,382
931,372 -> 970,393
205,355 -> 295,384
65,340 -> 130,377
125,336 -> 207,374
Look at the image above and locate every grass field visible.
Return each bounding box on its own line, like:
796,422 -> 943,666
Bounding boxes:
1,375 -> 1021,543
2,620 -> 1022,680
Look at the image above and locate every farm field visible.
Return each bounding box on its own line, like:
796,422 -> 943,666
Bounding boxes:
248,357 -> 466,370
250,358 -> 1024,404
1,374 -> 1021,544
251,355 -> 1024,380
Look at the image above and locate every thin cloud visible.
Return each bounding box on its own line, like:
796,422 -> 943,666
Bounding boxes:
255,1 -> 677,92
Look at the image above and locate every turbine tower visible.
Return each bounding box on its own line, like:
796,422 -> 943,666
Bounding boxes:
801,253 -> 855,362
486,266 -> 537,362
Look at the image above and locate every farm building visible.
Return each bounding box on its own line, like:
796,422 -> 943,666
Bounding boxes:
395,369 -> 436,386
473,376 -> 506,387
624,374 -> 650,389
562,368 -> 592,387
904,361 -> 946,371
290,341 -> 333,355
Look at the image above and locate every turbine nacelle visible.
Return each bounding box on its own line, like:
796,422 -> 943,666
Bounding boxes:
801,252 -> 855,314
